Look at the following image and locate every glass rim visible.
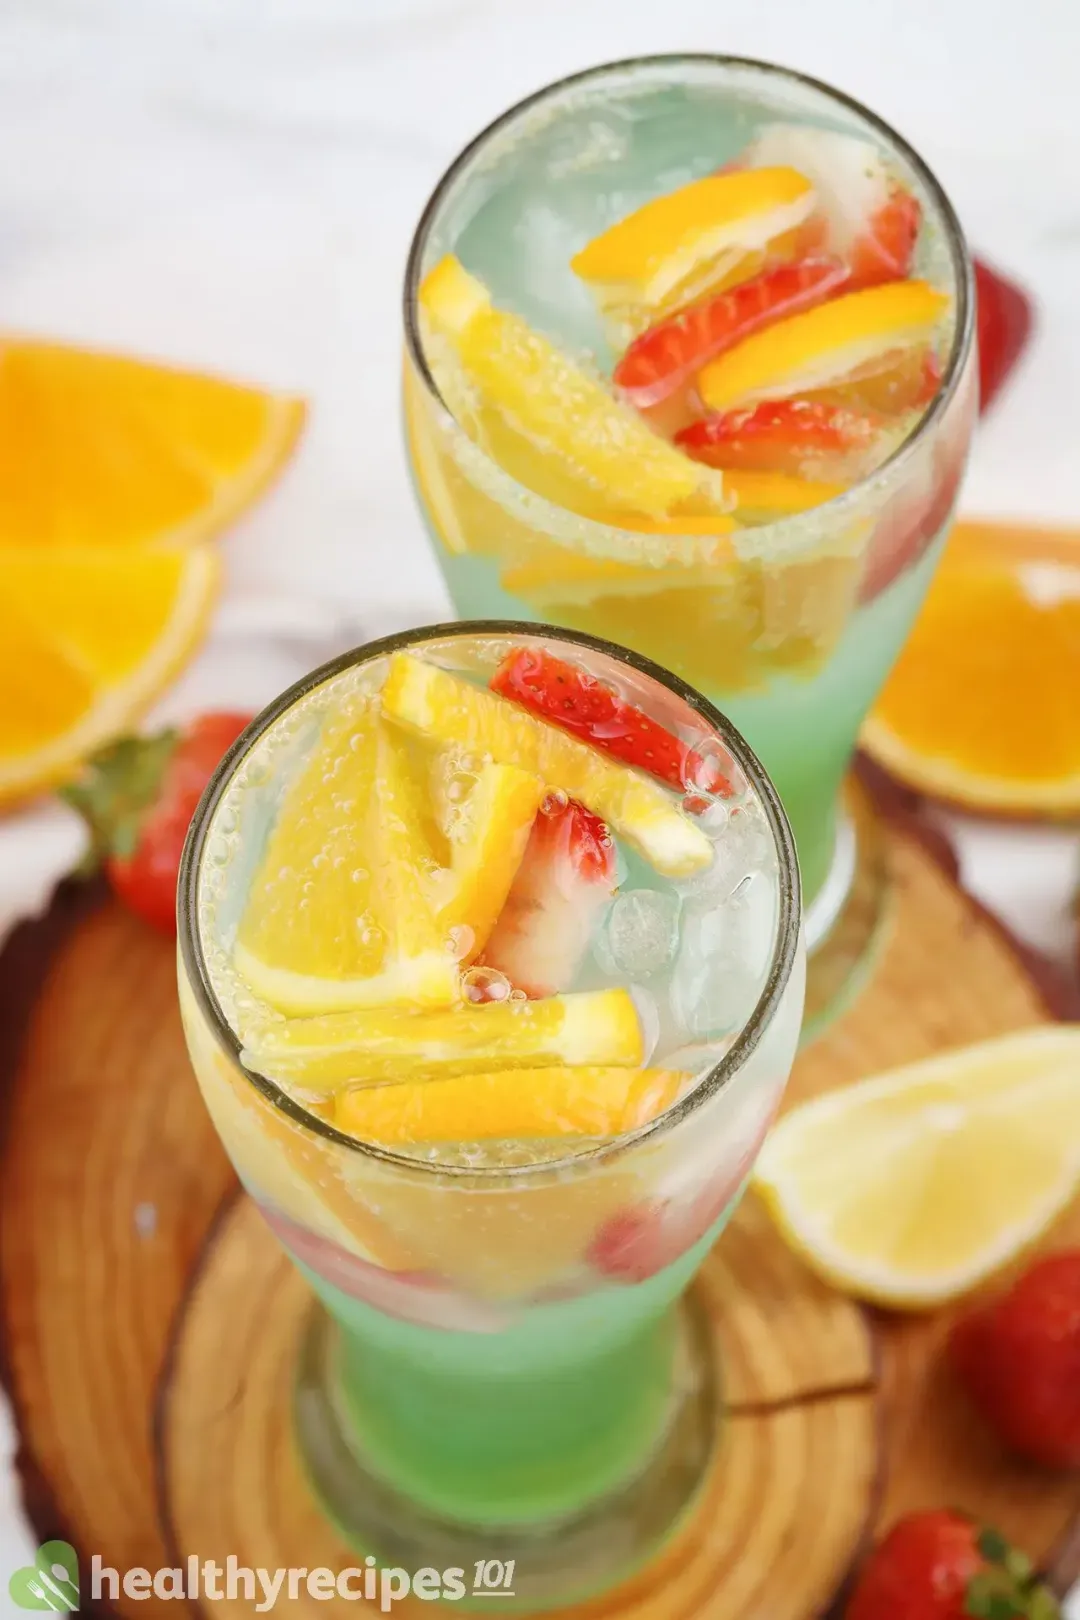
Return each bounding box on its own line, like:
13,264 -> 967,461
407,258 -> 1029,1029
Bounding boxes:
401,51 -> 976,554
178,619 -> 803,1181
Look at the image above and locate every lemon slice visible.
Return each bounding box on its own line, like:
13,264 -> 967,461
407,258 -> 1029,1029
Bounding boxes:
235,701 -> 459,1015
437,760 -> 544,960
570,167 -> 816,335
382,652 -> 712,878
419,255 -> 722,519
243,988 -> 644,1091
698,280 -> 948,412
754,1026 -> 1080,1308
336,1065 -> 685,1145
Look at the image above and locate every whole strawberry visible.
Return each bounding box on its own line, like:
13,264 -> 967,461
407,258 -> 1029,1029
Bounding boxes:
62,712 -> 252,934
949,1250 -> 1080,1471
846,1510 -> 1059,1620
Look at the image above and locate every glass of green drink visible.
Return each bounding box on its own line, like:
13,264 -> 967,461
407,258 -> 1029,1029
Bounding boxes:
178,621 -> 804,1606
401,55 -> 976,1034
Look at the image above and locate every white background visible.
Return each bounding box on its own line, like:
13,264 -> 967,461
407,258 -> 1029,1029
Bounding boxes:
0,0 -> 1078,1608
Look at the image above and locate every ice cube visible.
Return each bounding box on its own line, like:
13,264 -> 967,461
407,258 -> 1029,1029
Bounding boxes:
603,889 -> 681,980
671,872 -> 777,1041
682,797 -> 775,900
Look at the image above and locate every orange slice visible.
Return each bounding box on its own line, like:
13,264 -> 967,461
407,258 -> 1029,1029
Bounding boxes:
382,652 -> 712,878
723,469 -> 846,521
0,336 -> 305,550
243,988 -> 645,1091
418,255 -> 723,519
697,280 -> 948,412
570,168 -> 816,336
863,519 -> 1080,814
335,1066 -> 685,1145
0,543 -> 219,804
235,703 -> 460,1015
437,761 -> 544,961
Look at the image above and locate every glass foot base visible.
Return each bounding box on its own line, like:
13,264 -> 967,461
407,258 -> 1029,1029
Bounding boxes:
294,1294 -> 720,1611
801,776 -> 893,1042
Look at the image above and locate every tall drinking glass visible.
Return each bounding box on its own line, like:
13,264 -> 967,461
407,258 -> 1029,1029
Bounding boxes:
178,622 -> 803,1606
402,56 -> 976,1032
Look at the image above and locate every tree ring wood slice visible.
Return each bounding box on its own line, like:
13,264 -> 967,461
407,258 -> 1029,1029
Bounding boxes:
1,780 -> 1079,1618
157,1195 -> 878,1620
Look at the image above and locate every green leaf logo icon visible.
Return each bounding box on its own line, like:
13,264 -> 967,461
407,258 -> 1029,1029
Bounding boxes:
9,1541 -> 79,1611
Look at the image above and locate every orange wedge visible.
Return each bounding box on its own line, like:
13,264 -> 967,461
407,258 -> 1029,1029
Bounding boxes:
0,336 -> 305,550
570,167 -> 816,336
723,469 -> 846,522
335,1066 -> 685,1145
437,761 -> 544,961
243,988 -> 645,1091
235,702 -> 460,1015
382,652 -> 712,878
418,255 -> 723,519
863,519 -> 1080,814
0,544 -> 219,804
697,280 -> 948,412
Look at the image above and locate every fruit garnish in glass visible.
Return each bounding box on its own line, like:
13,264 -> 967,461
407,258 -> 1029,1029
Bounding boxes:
402,56 -> 976,1036
178,621 -> 804,1605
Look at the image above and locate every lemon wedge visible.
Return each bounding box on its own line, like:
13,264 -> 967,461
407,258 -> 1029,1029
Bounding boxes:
419,254 -> 723,519
382,652 -> 712,878
754,1026 -> 1080,1308
243,988 -> 645,1091
235,699 -> 459,1015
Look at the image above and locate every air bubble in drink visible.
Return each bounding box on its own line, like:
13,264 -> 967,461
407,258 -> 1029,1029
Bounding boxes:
682,737 -> 736,802
462,965 -> 513,1003
540,787 -> 569,815
445,770 -> 477,804
446,924 -> 476,960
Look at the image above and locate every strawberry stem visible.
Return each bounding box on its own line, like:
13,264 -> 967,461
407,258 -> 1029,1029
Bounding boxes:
60,728 -> 181,870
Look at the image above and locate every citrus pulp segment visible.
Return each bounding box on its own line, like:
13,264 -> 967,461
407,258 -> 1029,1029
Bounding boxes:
235,700 -> 460,1015
335,1066 -> 685,1145
419,255 -> 724,519
754,1026 -> 1080,1307
0,336 -> 305,549
863,520 -> 1080,814
381,652 -> 713,878
0,543 -> 219,804
437,761 -> 545,960
697,280 -> 948,411
242,987 -> 645,1091
569,167 -> 816,328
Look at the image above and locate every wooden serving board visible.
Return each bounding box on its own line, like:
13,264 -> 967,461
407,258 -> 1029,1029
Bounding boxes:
1,777 -> 1079,1618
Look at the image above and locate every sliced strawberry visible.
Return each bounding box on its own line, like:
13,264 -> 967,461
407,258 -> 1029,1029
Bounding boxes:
481,797 -> 616,997
848,184 -> 922,288
588,1168 -> 745,1283
677,398 -> 881,480
614,257 -> 849,408
859,426 -> 968,603
491,645 -> 734,796
975,257 -> 1035,412
740,126 -> 921,290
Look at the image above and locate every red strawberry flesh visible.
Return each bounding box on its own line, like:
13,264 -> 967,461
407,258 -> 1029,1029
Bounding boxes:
480,797 -> 616,997
491,646 -> 733,798
677,398 -> 880,479
975,257 -> 1035,413
950,1249 -> 1080,1471
614,256 -> 850,408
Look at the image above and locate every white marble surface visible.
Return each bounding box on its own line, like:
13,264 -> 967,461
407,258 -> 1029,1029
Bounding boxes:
1,0 -> 1079,1608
